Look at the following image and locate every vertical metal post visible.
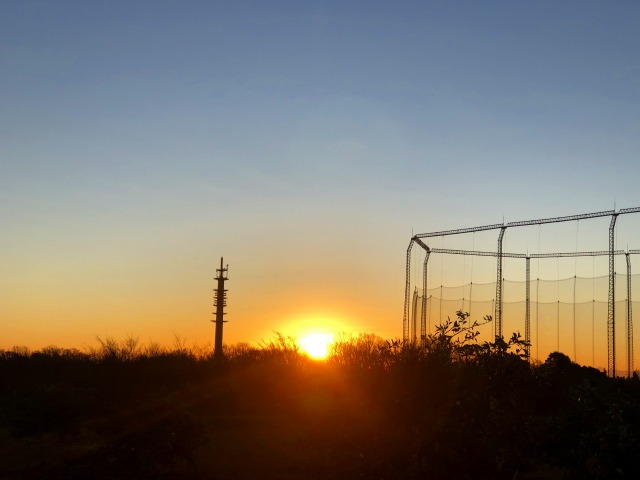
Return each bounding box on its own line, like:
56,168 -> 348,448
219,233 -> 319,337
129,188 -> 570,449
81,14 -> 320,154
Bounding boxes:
536,265 -> 540,362
626,253 -> 633,377
421,250 -> 431,345
495,227 -> 507,338
525,256 -> 531,361
411,288 -> 418,343
608,214 -> 618,376
403,239 -> 415,343
573,273 -> 577,362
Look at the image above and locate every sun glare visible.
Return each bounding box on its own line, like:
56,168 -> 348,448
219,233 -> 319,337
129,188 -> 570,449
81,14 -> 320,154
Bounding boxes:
299,332 -> 334,360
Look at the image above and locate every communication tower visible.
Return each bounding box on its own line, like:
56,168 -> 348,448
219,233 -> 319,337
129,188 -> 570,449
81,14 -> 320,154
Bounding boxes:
213,257 -> 229,358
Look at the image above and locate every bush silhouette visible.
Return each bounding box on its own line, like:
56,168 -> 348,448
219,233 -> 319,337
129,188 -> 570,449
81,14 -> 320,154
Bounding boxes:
1,325 -> 640,479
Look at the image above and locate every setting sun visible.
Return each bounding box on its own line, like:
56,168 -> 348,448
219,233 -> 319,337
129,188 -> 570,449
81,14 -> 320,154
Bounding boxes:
299,332 -> 334,360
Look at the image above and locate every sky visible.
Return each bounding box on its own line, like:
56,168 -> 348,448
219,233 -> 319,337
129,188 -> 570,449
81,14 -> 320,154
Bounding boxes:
1,1 -> 639,358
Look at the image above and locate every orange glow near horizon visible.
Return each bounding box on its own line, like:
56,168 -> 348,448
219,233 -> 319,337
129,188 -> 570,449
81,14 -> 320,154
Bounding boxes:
298,332 -> 334,359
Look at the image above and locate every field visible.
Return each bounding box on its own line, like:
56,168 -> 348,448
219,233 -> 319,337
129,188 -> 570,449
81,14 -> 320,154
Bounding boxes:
2,318 -> 640,479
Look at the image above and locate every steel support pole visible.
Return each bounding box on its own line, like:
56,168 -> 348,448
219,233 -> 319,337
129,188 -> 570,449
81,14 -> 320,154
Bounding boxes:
608,214 -> 618,376
495,227 -> 507,338
421,250 -> 431,345
526,256 -> 531,361
411,288 -> 418,343
627,253 -> 633,377
403,239 -> 415,343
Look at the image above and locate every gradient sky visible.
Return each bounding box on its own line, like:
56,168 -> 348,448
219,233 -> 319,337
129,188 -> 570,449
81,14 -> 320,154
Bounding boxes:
1,1 -> 639,355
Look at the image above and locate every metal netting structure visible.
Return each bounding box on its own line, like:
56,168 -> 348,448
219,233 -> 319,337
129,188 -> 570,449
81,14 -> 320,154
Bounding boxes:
403,208 -> 640,377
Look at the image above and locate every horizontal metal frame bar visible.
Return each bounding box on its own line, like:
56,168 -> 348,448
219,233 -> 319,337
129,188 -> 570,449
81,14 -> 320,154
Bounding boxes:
414,223 -> 504,239
619,207 -> 640,214
429,248 -> 627,259
506,209 -> 615,227
413,208 -> 640,239
423,273 -> 640,289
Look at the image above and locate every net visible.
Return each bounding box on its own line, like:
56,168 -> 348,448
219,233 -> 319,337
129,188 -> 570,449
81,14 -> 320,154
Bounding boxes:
411,273 -> 639,373
403,208 -> 640,377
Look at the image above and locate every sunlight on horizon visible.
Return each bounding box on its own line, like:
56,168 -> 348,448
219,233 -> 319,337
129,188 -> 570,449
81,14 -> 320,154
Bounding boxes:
298,332 -> 334,359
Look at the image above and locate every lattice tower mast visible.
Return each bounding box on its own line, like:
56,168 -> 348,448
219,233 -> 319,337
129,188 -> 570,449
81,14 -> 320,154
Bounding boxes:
213,257 -> 229,359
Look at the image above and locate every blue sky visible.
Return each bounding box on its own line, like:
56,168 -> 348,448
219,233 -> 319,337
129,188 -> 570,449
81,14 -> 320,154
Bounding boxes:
1,1 -> 639,349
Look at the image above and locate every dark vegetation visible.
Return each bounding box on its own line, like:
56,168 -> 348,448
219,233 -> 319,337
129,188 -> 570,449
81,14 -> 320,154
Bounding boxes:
1,313 -> 640,479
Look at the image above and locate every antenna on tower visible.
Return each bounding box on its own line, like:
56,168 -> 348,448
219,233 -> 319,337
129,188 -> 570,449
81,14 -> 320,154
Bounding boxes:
213,257 -> 229,359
